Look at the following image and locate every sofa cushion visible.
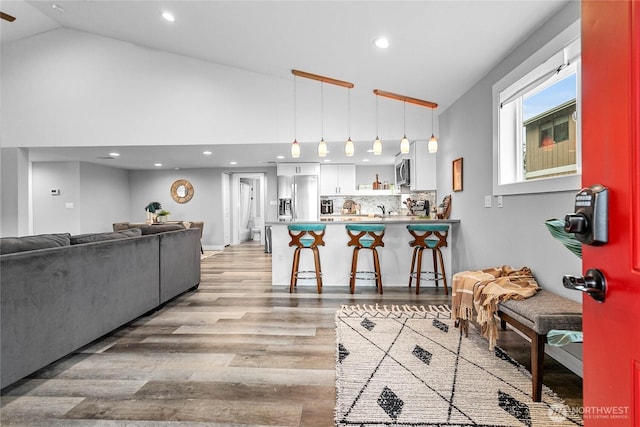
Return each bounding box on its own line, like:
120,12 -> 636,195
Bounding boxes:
0,233 -> 71,255
139,224 -> 185,235
70,228 -> 142,245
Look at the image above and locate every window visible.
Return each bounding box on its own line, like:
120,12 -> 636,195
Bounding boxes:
493,22 -> 581,195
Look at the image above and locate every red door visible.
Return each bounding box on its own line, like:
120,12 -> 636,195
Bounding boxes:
581,1 -> 640,426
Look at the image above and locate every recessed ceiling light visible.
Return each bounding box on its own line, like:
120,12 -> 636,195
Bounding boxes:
51,3 -> 65,13
230,161 -> 237,165
109,152 -> 120,157
366,149 -> 374,153
161,11 -> 175,22
375,37 -> 389,49
154,163 -> 163,167
323,159 -> 331,162
203,151 -> 212,155
276,155 -> 285,160
362,159 -> 370,162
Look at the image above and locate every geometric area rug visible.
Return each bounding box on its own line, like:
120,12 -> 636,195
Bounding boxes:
335,304 -> 583,426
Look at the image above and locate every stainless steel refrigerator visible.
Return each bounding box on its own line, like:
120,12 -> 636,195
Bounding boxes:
277,175 -> 319,222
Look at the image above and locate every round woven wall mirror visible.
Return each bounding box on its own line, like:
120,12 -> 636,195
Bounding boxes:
170,179 -> 194,204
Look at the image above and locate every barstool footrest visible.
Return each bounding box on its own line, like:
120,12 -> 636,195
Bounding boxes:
410,271 -> 445,281
294,270 -> 323,280
351,270 -> 379,281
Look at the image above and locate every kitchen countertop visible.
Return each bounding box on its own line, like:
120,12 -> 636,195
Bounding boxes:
267,216 -> 459,224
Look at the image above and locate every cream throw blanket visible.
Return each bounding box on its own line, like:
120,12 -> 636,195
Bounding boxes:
452,266 -> 540,348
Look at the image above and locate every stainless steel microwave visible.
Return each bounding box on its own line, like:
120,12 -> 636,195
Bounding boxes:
395,159 -> 410,186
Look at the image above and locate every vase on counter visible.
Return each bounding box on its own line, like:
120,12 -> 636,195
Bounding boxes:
373,174 -> 381,190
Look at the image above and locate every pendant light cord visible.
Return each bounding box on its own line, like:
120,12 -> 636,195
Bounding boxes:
294,76 -> 297,139
321,82 -> 324,140
376,94 -> 379,137
403,101 -> 406,136
348,88 -> 351,138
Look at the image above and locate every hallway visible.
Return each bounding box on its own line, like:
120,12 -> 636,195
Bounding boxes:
1,242 -> 582,426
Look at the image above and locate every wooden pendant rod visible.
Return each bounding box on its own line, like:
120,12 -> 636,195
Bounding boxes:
1,12 -> 17,22
374,89 -> 437,109
291,69 -> 354,88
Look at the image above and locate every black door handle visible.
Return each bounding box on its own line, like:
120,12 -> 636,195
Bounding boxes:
563,268 -> 606,303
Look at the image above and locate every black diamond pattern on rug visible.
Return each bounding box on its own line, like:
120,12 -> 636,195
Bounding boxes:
377,386 -> 403,420
412,345 -> 432,365
360,318 -> 376,331
338,343 -> 350,363
498,390 -> 532,427
432,318 -> 449,333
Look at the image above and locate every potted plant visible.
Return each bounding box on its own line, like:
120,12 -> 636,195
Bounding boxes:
144,202 -> 162,223
156,210 -> 171,223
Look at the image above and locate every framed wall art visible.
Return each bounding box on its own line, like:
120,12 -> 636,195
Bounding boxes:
452,157 -> 463,192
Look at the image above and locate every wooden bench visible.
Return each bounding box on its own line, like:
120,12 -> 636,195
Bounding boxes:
496,289 -> 582,402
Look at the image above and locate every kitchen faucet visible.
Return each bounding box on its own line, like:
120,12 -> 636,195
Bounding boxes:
377,205 -> 386,216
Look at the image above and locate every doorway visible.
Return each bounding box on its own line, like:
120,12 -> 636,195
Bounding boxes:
228,172 -> 266,246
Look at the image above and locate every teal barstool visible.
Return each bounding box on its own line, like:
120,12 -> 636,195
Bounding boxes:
288,224 -> 326,293
346,224 -> 385,294
407,224 -> 449,295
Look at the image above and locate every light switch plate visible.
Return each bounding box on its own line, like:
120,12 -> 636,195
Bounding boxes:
498,196 -> 504,208
484,196 -> 492,208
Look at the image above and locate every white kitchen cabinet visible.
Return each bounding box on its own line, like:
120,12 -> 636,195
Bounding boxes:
277,163 -> 320,176
320,164 -> 356,195
396,141 -> 436,191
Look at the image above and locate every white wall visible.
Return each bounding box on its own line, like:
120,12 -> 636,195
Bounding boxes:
438,1 -> 582,301
356,165 -> 394,189
0,28 -> 428,150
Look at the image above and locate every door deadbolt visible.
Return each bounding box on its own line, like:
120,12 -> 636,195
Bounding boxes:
563,268 -> 607,303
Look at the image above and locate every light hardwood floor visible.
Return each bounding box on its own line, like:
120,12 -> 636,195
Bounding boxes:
1,241 -> 582,426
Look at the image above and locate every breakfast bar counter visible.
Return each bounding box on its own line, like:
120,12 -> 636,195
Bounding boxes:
267,218 -> 460,290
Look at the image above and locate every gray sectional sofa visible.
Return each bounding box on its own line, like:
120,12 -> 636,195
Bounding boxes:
0,225 -> 201,389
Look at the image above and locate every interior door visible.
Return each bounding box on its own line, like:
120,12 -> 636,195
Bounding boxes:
581,1 -> 640,425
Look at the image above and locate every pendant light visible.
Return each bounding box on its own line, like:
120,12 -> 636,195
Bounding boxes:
291,75 -> 301,158
318,82 -> 327,157
345,87 -> 354,156
428,107 -> 438,153
290,70 -> 355,159
372,93 -> 382,155
400,101 -> 410,154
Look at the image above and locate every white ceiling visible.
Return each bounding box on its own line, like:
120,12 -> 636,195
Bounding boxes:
1,0 -> 570,169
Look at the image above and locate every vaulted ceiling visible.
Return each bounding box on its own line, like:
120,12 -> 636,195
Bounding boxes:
1,0 -> 571,169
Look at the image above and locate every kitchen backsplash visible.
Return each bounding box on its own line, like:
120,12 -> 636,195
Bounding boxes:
322,191 -> 436,216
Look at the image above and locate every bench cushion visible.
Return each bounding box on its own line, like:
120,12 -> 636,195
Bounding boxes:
498,289 -> 582,334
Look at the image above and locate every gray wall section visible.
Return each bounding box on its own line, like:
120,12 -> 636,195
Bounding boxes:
128,166 -> 277,248
79,162 -> 131,233
0,148 -> 30,237
14,161 -> 278,248
438,0 -> 582,301
30,161 -> 131,236
31,161 -> 81,235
